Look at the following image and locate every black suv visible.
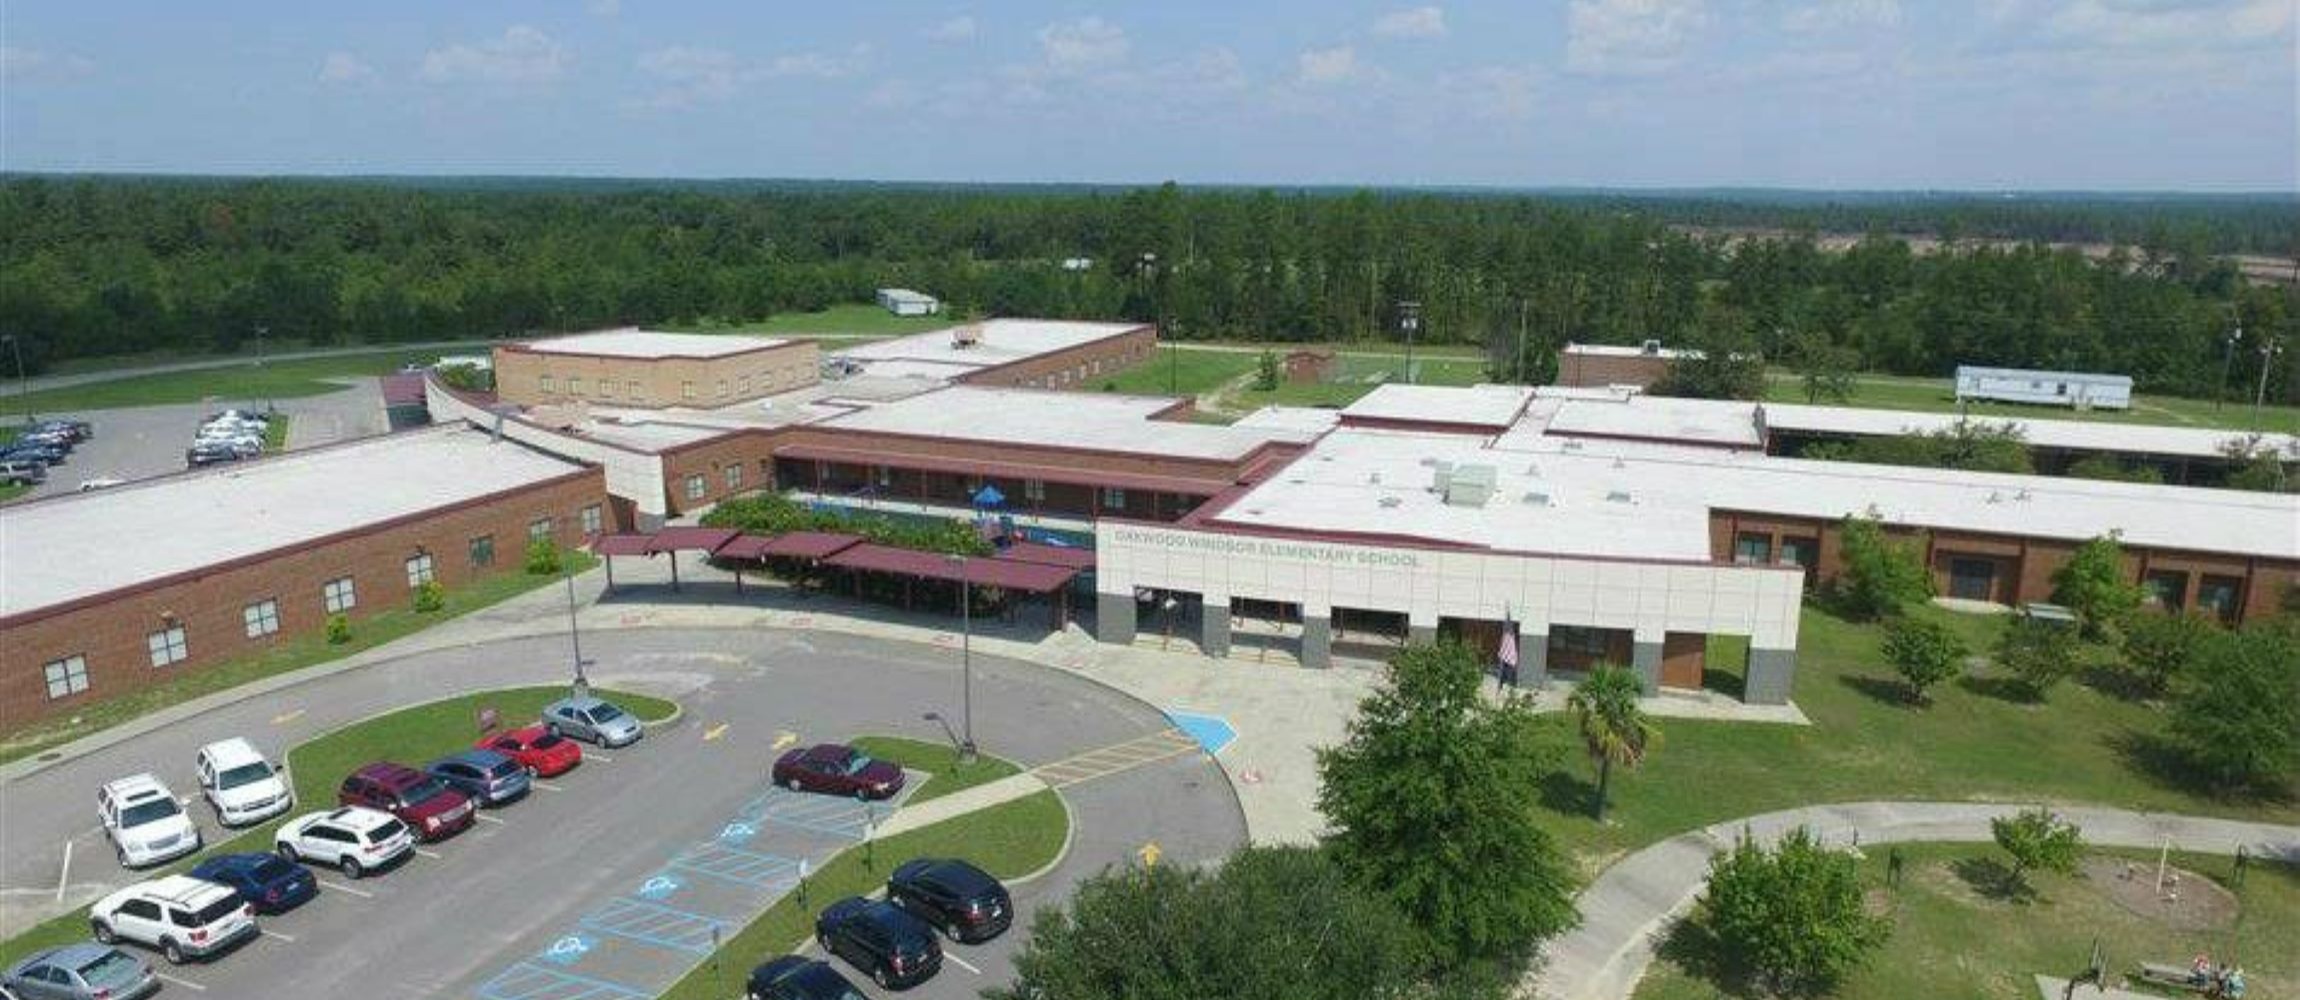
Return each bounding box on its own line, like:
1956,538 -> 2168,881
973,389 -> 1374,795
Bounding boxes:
814,897 -> 940,990
745,956 -> 864,1000
886,858 -> 1012,943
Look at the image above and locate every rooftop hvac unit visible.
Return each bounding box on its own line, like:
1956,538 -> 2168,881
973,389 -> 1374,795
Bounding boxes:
952,325 -> 984,349
1605,490 -> 1635,504
1445,463 -> 1497,508
1641,339 -> 1663,356
1378,495 -> 1403,509
1429,460 -> 1456,494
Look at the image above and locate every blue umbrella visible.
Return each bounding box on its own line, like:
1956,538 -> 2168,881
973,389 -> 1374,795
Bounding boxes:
971,484 -> 1006,508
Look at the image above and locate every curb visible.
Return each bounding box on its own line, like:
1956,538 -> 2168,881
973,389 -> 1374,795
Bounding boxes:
1007,788 -> 1081,888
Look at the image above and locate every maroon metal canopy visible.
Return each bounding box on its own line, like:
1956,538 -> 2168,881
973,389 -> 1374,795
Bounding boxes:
757,531 -> 865,561
713,534 -> 780,561
994,540 -> 1095,571
590,533 -> 656,557
823,544 -> 1080,593
647,526 -> 741,555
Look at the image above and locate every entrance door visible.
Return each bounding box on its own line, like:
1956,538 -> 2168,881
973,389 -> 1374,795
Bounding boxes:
1947,557 -> 1998,602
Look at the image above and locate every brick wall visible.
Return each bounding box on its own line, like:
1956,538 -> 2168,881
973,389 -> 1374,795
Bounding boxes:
1,468 -> 607,730
956,326 -> 1158,390
495,341 -> 821,409
1557,350 -> 1671,389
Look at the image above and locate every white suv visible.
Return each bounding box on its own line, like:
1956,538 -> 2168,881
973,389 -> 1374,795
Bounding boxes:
274,807 -> 414,879
89,875 -> 257,965
98,775 -> 201,868
195,738 -> 293,826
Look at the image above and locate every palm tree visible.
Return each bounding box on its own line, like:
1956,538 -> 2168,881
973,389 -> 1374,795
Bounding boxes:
1566,664 -> 1660,822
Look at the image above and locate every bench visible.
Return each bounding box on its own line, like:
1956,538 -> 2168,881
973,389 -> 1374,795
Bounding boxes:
2134,963 -> 2215,994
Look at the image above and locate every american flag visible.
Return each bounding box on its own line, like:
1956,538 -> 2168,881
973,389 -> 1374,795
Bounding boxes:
1496,607 -> 1520,687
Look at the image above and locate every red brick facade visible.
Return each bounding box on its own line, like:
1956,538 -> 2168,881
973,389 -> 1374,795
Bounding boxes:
1557,349 -> 1671,389
952,325 -> 1159,390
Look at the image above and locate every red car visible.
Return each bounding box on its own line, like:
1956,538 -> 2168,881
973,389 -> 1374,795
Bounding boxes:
338,762 -> 475,842
773,744 -> 905,800
477,725 -> 583,778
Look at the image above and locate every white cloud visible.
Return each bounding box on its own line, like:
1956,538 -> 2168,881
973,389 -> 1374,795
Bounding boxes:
587,0 -> 621,15
1373,6 -> 1449,39
770,45 -> 872,79
420,25 -> 569,85
1565,0 -> 1709,75
1296,45 -> 1361,84
1781,0 -> 1903,32
926,16 -> 977,42
2045,0 -> 2291,48
1440,65 -> 1543,120
1,46 -> 96,83
1037,17 -> 1129,73
865,79 -> 920,109
318,52 -> 376,85
634,46 -> 749,107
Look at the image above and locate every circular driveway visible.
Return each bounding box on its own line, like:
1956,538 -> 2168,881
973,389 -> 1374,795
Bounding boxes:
0,626 -> 1246,999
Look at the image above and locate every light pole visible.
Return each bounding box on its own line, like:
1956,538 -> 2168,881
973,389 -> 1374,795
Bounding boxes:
2217,318 -> 2242,411
0,334 -> 26,422
2253,336 -> 2286,430
254,324 -> 272,415
943,553 -> 976,762
563,559 -> 591,696
1397,301 -> 1421,385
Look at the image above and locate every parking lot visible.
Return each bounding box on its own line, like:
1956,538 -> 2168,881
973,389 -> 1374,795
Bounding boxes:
1,378 -> 385,501
0,626 -> 1246,998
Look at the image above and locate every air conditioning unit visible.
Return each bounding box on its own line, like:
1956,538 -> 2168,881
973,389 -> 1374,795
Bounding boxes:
1445,464 -> 1496,508
952,325 -> 984,349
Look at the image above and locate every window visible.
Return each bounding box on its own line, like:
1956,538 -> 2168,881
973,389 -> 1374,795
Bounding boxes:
43,655 -> 89,700
1024,479 -> 1046,503
875,466 -> 893,489
2197,575 -> 2243,624
243,599 -> 280,638
469,534 -> 496,567
323,576 -> 357,613
627,380 -> 644,400
147,625 -> 189,668
405,553 -> 436,589
2143,570 -> 2188,610
539,375 -> 557,394
1552,625 -> 1614,658
723,464 -> 743,491
1733,532 -> 1772,564
567,376 -> 584,396
579,504 -> 603,535
1779,537 -> 1820,569
737,375 -> 751,396
529,517 -> 553,542
715,379 -> 728,398
682,380 -> 697,401
685,474 -> 707,501
1100,487 -> 1127,509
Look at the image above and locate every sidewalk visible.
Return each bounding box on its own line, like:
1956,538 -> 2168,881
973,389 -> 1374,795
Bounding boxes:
873,773 -> 1052,840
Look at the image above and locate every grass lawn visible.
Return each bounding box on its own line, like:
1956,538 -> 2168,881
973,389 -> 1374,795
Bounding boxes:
1231,354 -> 1493,408
0,483 -> 25,503
1525,603 -> 2299,878
1765,371 -> 2300,435
261,413 -> 290,452
0,683 -> 677,967
1636,845 -> 2299,1000
13,352 -> 422,413
1099,345 -> 1257,397
0,553 -> 599,766
850,735 -> 1022,805
656,751 -> 1068,1000
673,304 -> 959,339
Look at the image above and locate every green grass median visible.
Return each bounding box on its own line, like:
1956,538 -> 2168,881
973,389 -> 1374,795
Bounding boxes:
0,684 -> 678,967
849,735 -> 1021,805
12,353 -> 418,413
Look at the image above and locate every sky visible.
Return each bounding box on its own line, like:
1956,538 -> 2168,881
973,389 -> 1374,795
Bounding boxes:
2,1 -> 2293,191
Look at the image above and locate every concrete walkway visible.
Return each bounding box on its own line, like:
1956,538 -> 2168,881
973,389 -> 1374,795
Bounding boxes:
874,773 -> 1053,840
1528,801 -> 2300,1000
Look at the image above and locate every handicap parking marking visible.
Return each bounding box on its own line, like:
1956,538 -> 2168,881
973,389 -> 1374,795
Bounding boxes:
579,897 -> 728,955
316,878 -> 374,899
475,960 -> 649,1000
718,820 -> 759,845
636,873 -> 684,901
155,972 -> 208,992
1162,710 -> 1238,756
541,933 -> 597,966
670,843 -> 801,889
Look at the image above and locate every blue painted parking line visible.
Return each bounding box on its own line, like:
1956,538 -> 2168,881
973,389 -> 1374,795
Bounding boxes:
579,897 -> 728,955
755,793 -> 874,838
672,843 -> 802,889
474,961 -> 648,1000
1165,709 -> 1238,756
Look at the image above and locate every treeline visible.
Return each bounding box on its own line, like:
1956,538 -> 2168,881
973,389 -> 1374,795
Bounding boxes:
1,177 -> 2293,403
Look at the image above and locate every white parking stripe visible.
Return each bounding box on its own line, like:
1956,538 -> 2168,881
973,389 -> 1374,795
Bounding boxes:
55,841 -> 71,903
946,953 -> 983,975
316,878 -> 373,898
415,848 -> 443,860
531,780 -> 565,792
156,973 -> 208,991
262,928 -> 296,943
476,813 -> 507,825
586,752 -> 614,763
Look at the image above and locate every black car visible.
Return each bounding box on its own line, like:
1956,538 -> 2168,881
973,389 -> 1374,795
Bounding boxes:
188,851 -> 317,914
33,418 -> 94,441
746,956 -> 866,1000
186,443 -> 245,468
4,442 -> 66,465
887,858 -> 1013,943
814,897 -> 941,990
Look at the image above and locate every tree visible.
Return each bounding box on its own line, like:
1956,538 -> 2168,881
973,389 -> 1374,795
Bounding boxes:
524,539 -> 564,575
2118,610 -> 2215,694
1994,616 -> 2081,699
2066,454 -> 2163,484
1254,348 -> 1280,390
1700,826 -> 1889,995
1793,330 -> 1858,404
2050,534 -> 2142,638
1565,664 -> 1660,820
1990,807 -> 2083,898
1881,616 -> 1965,704
989,845 -> 1441,1000
2167,625 -> 2300,791
1835,511 -> 1931,619
1317,642 -> 1580,967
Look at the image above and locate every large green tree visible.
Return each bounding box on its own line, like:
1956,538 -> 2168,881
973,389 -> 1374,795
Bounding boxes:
1699,826 -> 1890,995
1881,616 -> 1966,705
1565,664 -> 1660,820
1835,511 -> 1932,619
2050,533 -> 2143,637
1317,642 -> 1580,967
2118,610 -> 2216,694
2167,624 -> 2300,791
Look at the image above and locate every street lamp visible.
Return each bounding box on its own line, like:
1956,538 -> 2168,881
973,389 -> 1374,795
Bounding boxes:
943,553 -> 976,762
2217,318 -> 2242,412
563,558 -> 592,696
2253,336 -> 2286,430
254,324 -> 272,415
1396,301 -> 1421,385
0,334 -> 26,422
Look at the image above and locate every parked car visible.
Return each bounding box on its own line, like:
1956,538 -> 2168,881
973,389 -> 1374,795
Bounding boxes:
425,749 -> 531,807
0,459 -> 45,486
773,744 -> 904,800
541,694 -> 644,748
814,897 -> 941,990
476,725 -> 582,777
887,858 -> 1013,943
88,875 -> 257,965
193,433 -> 261,456
35,418 -> 94,441
746,956 -> 866,1000
195,738 -> 294,826
185,444 -> 244,468
337,763 -> 475,841
187,852 -> 316,915
97,775 -> 201,868
4,441 -> 66,465
274,806 -> 414,879
1,943 -> 158,1000
75,477 -> 125,492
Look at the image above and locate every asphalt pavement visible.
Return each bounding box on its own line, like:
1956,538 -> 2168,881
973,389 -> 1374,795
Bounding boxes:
0,626 -> 1244,1000
2,380 -> 387,501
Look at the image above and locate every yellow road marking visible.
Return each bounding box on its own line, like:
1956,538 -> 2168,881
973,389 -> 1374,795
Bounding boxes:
271,709 -> 305,726
771,730 -> 799,751
703,723 -> 730,742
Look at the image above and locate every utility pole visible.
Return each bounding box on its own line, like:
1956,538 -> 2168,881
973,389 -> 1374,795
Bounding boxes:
2217,317 -> 2242,411
255,323 -> 271,414
2253,336 -> 2285,430
1397,300 -> 1421,385
1516,297 -> 1530,384
563,559 -> 590,696
943,553 -> 976,762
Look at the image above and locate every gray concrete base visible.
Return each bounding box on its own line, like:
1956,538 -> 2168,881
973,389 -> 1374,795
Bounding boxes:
1201,604 -> 1232,658
1746,647 -> 1796,705
1632,640 -> 1663,695
1097,596 -> 1136,645
1522,630 -> 1549,687
1408,624 -> 1438,646
1301,616 -> 1333,669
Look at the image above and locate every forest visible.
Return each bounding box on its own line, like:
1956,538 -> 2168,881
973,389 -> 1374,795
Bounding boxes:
1,176 -> 2293,403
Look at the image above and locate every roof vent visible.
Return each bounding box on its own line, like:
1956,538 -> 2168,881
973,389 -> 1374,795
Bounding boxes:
1986,491 -> 2004,504
1445,464 -> 1497,507
1605,490 -> 1634,504
1562,439 -> 1584,451
1378,496 -> 1403,509
1612,457 -> 1626,469
1522,491 -> 1551,506
1368,471 -> 1383,485
2015,489 -> 2032,501
1641,339 -> 1663,356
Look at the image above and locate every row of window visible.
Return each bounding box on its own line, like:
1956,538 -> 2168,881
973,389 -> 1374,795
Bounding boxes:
38,507 -> 604,703
1732,533 -> 1819,569
535,369 -> 806,403
1735,530 -> 2249,623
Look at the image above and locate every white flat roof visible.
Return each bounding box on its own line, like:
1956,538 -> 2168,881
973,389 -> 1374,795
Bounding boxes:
1761,402 -> 2300,461
814,385 -> 1312,460
831,319 -> 1141,376
1,424 -> 592,619
1563,342 -> 1696,359
1536,393 -> 1764,449
1956,365 -> 2132,387
515,329 -> 791,359
1341,383 -> 1535,429
1231,406 -> 1345,437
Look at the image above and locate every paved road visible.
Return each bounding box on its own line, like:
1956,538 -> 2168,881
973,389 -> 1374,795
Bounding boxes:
1528,801 -> 2300,1000
7,341 -> 502,396
2,381 -> 387,501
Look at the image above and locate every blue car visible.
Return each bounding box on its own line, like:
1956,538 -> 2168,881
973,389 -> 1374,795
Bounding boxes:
425,749 -> 531,807
188,851 -> 317,915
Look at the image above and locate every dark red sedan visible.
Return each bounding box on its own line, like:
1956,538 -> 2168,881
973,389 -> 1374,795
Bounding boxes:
477,725 -> 583,778
337,762 -> 474,842
773,744 -> 905,800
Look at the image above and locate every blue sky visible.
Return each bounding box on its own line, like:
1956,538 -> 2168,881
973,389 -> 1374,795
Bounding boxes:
3,1 -> 2292,190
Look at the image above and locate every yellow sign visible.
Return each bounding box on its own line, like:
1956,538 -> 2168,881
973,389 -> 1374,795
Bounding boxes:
1136,841 -> 1163,868
703,723 -> 729,742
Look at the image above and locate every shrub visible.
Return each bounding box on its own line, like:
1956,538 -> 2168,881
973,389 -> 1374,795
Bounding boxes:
1881,616 -> 1965,705
1253,349 -> 1279,390
1995,616 -> 2080,700
325,614 -> 352,645
413,580 -> 445,613
2118,611 -> 2214,694
1990,807 -> 2083,898
1700,826 -> 1888,995
2050,533 -> 2142,638
701,493 -> 992,559
524,539 -> 563,575
1835,511 -> 1931,619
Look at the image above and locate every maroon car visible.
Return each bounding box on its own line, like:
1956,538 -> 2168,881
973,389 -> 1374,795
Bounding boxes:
773,744 -> 906,800
338,762 -> 476,842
